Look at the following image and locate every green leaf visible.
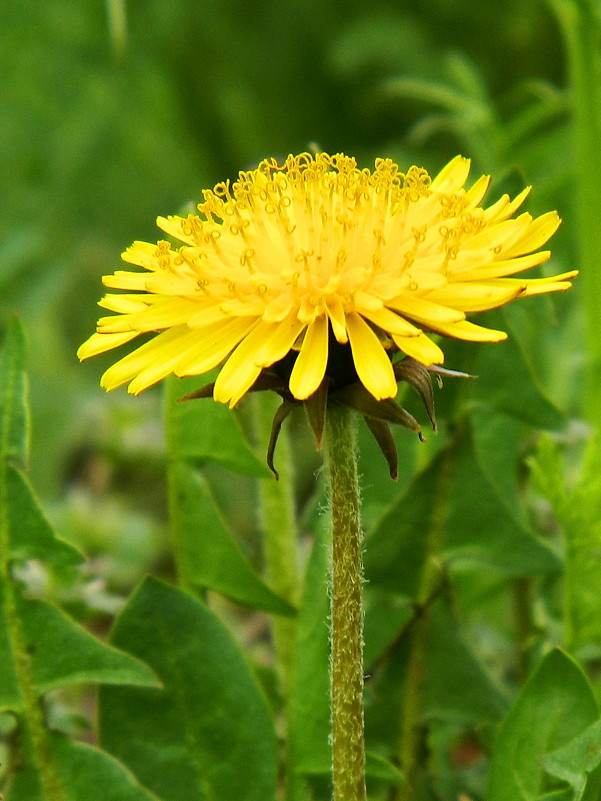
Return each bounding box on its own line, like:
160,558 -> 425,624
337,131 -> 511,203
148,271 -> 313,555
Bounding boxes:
423,597 -> 508,723
0,584 -> 158,712
165,375 -> 270,477
98,576 -> 279,801
470,309 -> 566,431
5,732 -> 160,801
168,460 -> 295,615
365,431 -> 558,599
365,751 -> 404,786
18,594 -> 159,696
540,719 -> 601,800
7,464 -> 83,565
363,591 -> 413,669
488,649 -> 599,801
0,316 -> 28,469
535,792 -> 574,801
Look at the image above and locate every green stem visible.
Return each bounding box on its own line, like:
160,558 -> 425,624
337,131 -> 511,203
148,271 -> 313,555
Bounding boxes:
324,406 -> 366,801
548,0 -> 601,423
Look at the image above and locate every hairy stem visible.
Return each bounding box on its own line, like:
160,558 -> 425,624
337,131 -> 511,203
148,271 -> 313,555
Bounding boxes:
325,405 -> 366,801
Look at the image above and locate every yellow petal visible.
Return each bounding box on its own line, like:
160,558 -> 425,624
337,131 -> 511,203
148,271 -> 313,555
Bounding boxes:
100,327 -> 192,391
452,251 -> 551,281
97,298 -> 199,333
252,315 -> 305,367
98,294 -> 154,313
143,274 -> 198,295
175,317 -> 259,376
391,331 -> 444,365
428,318 -> 508,342
156,215 -> 197,245
389,295 -> 465,325
502,211 -> 561,257
77,331 -> 139,361
346,313 -> 397,400
288,315 -> 329,400
486,270 -> 578,297
212,330 -> 265,407
262,293 -> 294,323
431,155 -> 471,192
360,306 -> 421,337
121,241 -> 163,270
465,174 -> 491,207
326,296 -> 348,343
425,282 -> 524,312
127,332 -> 206,395
103,271 -> 151,290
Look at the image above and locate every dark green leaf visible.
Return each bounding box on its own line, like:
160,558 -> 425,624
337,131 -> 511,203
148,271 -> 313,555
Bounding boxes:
98,577 -> 279,801
0,316 -> 28,469
365,751 -> 404,786
18,594 -> 159,695
7,465 -> 83,566
423,597 -> 508,723
363,591 -> 413,669
169,461 -> 295,615
470,309 -> 565,431
365,431 -> 558,599
165,375 -> 270,477
488,649 -> 598,801
5,731 -> 160,801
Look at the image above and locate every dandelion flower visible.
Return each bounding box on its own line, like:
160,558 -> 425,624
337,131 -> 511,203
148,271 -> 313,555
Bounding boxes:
79,152 -> 576,412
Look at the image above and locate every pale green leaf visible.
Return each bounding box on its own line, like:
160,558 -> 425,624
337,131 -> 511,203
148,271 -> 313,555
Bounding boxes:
488,649 -> 598,801
540,719 -> 601,800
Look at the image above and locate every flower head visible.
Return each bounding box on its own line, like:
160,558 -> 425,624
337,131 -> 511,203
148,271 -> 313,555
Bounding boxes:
79,152 -> 575,411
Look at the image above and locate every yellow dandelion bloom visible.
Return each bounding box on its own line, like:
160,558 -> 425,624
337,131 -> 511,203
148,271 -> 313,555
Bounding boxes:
78,152 -> 576,407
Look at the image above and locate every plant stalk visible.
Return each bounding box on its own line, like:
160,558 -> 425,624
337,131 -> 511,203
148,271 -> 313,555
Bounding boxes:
324,405 -> 366,801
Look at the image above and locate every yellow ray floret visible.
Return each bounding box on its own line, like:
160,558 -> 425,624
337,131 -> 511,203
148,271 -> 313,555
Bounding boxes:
78,152 -> 577,405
